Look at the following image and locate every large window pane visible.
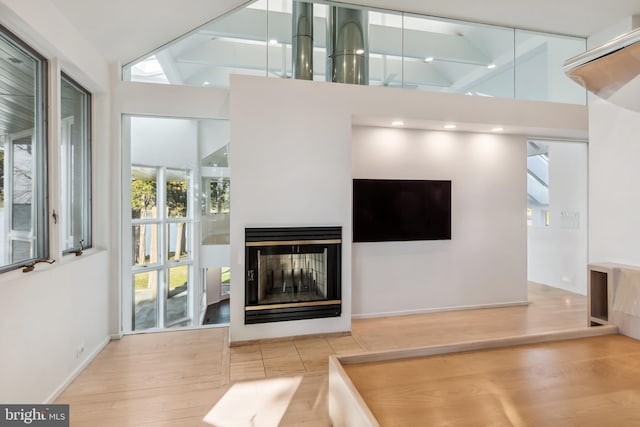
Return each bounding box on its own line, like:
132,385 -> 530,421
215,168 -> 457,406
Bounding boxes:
0,26 -> 47,270
61,74 -> 92,253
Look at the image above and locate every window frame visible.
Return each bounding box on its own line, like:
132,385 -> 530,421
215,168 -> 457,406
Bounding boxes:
60,71 -> 92,255
0,23 -> 48,273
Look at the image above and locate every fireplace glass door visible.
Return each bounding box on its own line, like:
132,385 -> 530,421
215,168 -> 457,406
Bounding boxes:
245,227 -> 341,324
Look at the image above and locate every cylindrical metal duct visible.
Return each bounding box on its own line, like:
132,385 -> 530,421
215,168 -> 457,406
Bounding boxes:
292,2 -> 314,80
327,6 -> 368,85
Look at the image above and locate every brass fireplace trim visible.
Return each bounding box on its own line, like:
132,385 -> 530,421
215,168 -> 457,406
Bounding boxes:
245,299 -> 342,311
246,239 -> 341,247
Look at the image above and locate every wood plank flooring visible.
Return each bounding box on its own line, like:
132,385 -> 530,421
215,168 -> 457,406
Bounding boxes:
344,334 -> 640,427
55,283 -> 588,426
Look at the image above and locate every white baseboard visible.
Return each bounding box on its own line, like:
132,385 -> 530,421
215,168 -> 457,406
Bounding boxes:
351,300 -> 530,320
45,336 -> 111,404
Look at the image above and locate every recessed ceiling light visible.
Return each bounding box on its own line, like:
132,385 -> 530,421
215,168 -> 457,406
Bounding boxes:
492,127 -> 504,132
392,120 -> 404,126
269,39 -> 278,45
444,124 -> 457,129
424,56 -> 434,62
487,63 -> 496,69
356,49 -> 365,55
202,81 -> 210,86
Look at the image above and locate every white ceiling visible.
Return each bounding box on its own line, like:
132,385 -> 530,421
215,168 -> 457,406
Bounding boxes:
50,0 -> 640,64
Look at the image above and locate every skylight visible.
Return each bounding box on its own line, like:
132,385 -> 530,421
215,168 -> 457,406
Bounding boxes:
129,55 -> 169,84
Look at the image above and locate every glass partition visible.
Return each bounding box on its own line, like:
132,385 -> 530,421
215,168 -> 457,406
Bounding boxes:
124,0 -> 269,87
402,14 -> 514,96
515,30 -> 586,104
122,0 -> 586,104
266,0 -> 293,79
369,9 -> 403,88
527,139 -> 587,294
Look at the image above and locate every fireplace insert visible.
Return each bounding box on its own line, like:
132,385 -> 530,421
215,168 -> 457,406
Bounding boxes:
245,226 -> 341,324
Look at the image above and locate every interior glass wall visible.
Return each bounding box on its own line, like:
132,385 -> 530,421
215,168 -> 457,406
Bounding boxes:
527,140 -> 587,294
200,119 -> 230,326
402,13 -> 514,96
122,0 -> 586,105
515,30 -> 586,104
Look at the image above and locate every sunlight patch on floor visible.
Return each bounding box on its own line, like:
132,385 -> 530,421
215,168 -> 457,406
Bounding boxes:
203,376 -> 303,427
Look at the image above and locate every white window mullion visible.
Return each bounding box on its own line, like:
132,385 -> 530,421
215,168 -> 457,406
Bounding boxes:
157,167 -> 167,329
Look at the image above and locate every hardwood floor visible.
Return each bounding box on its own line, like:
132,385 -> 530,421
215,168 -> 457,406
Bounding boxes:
55,283 -> 587,426
344,334 -> 640,426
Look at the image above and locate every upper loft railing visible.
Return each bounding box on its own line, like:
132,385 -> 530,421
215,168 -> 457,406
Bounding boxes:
122,0 -> 587,105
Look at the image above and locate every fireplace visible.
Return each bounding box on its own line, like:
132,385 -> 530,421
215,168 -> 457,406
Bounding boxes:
245,226 -> 341,324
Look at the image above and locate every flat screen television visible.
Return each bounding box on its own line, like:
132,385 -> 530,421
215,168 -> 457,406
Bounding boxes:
352,179 -> 451,242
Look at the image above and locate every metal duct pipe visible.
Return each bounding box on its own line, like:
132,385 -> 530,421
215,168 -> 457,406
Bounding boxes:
327,6 -> 368,85
292,1 -> 314,80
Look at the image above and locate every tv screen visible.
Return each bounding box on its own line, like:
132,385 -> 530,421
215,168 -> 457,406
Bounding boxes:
352,179 -> 451,242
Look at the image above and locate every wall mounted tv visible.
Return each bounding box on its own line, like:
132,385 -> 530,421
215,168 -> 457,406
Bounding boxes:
352,179 -> 452,242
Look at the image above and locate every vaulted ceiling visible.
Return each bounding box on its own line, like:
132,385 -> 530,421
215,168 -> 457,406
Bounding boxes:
48,0 -> 640,64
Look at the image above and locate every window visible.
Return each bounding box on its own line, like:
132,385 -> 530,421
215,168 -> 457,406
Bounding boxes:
131,165 -> 193,330
0,25 -> 47,271
61,73 -> 91,254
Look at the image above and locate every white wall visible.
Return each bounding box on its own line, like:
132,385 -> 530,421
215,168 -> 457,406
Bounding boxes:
229,74 -> 587,342
589,97 -> 640,264
588,18 -> 640,266
230,79 -> 353,343
130,116 -> 199,168
528,142 -> 588,294
0,0 -> 112,403
206,267 -> 223,305
352,127 -> 528,317
199,119 -> 230,160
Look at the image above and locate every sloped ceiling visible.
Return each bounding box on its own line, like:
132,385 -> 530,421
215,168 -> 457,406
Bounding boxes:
49,0 -> 251,64
347,0 -> 640,38
50,0 -> 640,64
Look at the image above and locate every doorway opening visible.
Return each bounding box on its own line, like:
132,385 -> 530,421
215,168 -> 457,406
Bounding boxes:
123,116 -> 230,333
527,139 -> 587,295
